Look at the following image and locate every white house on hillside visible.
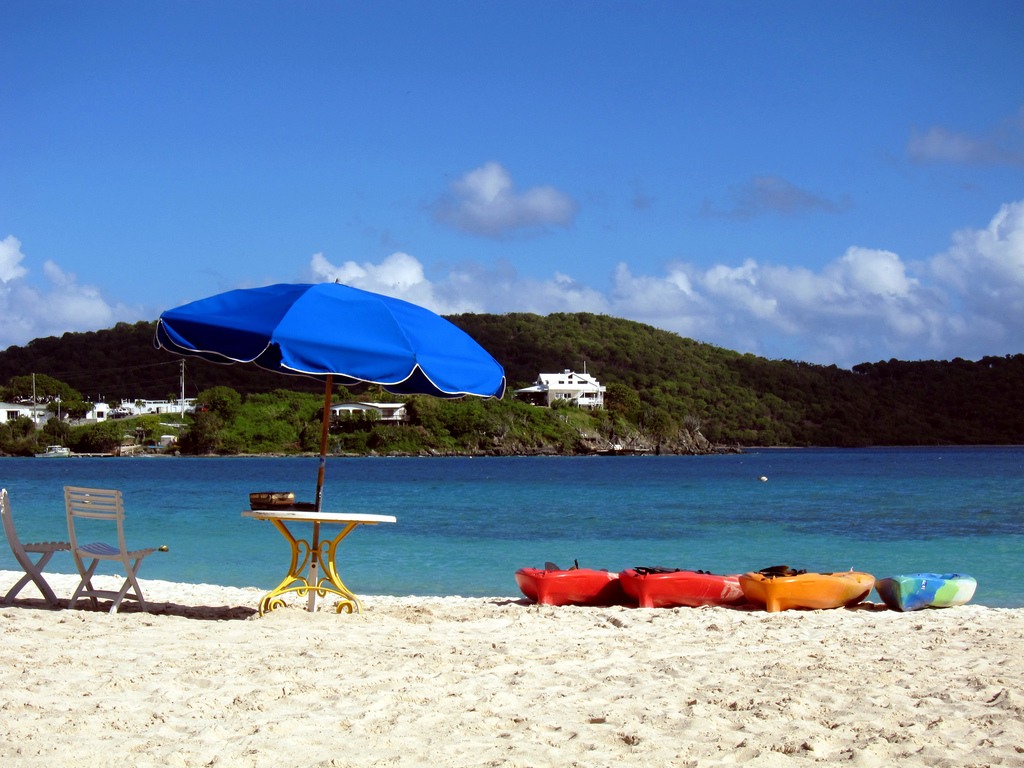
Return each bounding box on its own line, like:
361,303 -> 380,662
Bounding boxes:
0,402 -> 58,426
330,402 -> 408,423
105,398 -> 196,418
514,370 -> 605,410
0,402 -> 34,424
1,397 -> 197,428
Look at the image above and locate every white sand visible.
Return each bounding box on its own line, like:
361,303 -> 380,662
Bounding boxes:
2,570 -> 1023,767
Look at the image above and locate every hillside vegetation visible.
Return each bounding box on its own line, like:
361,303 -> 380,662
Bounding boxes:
1,314 -> 1022,455
448,313 -> 1024,446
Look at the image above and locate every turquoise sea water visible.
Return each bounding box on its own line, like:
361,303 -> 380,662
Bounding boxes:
2,447 -> 1022,606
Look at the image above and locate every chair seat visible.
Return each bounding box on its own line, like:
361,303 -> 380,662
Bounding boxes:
77,541 -> 155,559
23,541 -> 71,554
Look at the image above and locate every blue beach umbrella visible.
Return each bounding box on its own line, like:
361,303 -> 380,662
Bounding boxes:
154,282 -> 506,508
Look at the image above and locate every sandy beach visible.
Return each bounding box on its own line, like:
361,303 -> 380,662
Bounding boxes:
2,571 -> 1023,767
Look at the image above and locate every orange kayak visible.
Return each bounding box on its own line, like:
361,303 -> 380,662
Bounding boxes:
619,569 -> 746,608
739,570 -> 875,612
515,567 -> 628,606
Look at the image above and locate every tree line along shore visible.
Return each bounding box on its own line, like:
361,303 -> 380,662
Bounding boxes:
1,314 -> 1022,457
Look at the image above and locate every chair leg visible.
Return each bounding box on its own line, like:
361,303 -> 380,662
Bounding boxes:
2,551 -> 60,607
108,580 -> 132,614
124,557 -> 148,613
68,552 -> 153,614
105,557 -> 149,614
1,573 -> 33,606
70,559 -> 101,610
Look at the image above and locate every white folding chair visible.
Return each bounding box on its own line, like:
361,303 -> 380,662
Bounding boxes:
1,488 -> 71,607
64,486 -> 157,614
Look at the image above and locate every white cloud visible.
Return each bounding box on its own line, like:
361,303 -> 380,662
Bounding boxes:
0,237 -> 146,351
0,235 -> 29,282
309,251 -> 456,314
702,175 -> 853,220
930,200 -> 1024,327
309,251 -> 607,318
609,263 -> 713,340
432,162 -> 578,238
830,247 -> 917,299
310,198 -> 1024,366
311,251 -> 425,291
606,251 -> 938,362
625,201 -> 1024,362
907,115 -> 1024,167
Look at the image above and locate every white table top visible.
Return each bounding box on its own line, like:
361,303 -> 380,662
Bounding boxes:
242,509 -> 397,524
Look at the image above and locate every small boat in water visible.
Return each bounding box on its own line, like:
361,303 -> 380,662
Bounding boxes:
874,573 -> 977,612
34,445 -> 71,458
515,566 -> 628,606
739,567 -> 875,612
619,567 -> 747,608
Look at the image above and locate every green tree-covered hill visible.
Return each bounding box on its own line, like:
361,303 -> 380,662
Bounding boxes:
1,315 -> 1022,447
447,312 -> 1024,446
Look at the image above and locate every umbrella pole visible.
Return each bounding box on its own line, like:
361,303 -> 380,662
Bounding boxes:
309,374 -> 333,611
315,374 -> 333,512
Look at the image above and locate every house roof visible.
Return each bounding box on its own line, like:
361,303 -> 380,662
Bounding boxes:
537,371 -> 600,382
330,401 -> 407,409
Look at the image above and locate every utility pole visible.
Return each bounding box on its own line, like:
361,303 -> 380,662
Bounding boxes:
32,373 -> 36,426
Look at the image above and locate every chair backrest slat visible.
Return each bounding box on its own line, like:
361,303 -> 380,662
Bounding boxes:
65,486 -> 127,552
1,488 -> 32,569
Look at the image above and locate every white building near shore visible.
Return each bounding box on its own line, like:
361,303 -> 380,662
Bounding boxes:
92,398 -> 197,420
1,398 -> 197,428
330,402 -> 408,422
0,402 -> 34,424
514,369 -> 606,410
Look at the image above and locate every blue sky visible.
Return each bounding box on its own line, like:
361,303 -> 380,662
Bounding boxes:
2,2 -> 1023,367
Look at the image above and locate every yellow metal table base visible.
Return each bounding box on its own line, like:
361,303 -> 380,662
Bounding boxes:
242,509 -> 396,615
259,520 -> 362,615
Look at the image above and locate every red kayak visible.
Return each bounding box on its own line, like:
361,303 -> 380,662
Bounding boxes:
515,567 -> 628,606
619,568 -> 747,608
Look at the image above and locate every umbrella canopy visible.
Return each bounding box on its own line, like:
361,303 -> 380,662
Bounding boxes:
155,282 -> 506,511
154,282 -> 506,399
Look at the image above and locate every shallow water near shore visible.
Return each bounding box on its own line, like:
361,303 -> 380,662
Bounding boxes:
3,446 -> 1022,606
